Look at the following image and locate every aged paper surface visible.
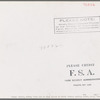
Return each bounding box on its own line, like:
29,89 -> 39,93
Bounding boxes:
0,1 -> 100,99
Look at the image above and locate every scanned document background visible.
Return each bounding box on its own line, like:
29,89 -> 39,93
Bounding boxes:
0,1 -> 100,98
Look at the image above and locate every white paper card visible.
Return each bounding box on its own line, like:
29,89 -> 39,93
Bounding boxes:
0,1 -> 100,99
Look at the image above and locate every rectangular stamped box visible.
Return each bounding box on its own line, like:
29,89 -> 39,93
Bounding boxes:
54,16 -> 100,34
